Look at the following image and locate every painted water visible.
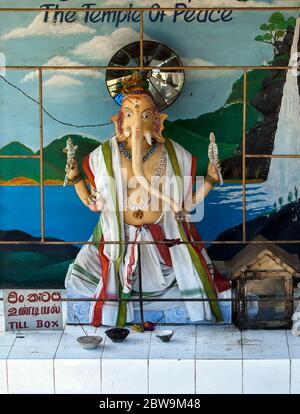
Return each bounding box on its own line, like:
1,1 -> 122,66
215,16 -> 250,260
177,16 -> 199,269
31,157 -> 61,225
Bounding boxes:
0,184 -> 244,242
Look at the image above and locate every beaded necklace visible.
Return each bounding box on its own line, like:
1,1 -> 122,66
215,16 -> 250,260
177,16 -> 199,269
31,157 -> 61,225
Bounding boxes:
126,149 -> 167,213
118,141 -> 158,161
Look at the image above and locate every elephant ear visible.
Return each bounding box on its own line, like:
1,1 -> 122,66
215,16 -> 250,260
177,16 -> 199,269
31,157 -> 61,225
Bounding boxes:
152,113 -> 167,143
111,113 -> 126,142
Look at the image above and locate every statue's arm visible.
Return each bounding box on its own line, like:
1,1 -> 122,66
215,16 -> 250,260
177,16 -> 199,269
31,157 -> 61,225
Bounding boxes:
66,158 -> 92,206
192,179 -> 214,205
191,132 -> 222,207
67,158 -> 103,211
185,161 -> 219,212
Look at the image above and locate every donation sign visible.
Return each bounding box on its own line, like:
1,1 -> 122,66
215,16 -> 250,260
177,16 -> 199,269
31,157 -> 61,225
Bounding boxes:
3,289 -> 63,331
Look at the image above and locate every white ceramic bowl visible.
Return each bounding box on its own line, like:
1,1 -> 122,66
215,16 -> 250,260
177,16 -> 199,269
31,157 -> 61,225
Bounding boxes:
156,330 -> 174,343
77,335 -> 103,350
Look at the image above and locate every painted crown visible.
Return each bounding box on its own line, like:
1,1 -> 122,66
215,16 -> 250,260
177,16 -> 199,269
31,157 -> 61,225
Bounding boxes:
118,71 -> 150,96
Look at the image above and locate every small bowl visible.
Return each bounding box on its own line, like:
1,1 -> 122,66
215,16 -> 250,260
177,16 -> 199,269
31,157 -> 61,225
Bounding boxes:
77,335 -> 103,350
156,330 -> 174,343
105,328 -> 130,343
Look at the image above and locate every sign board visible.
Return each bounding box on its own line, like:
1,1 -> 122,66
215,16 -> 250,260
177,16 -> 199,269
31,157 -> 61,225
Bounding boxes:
3,289 -> 63,331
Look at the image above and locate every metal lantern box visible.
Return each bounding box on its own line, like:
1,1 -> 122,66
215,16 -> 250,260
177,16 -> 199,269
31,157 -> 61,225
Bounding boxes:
226,236 -> 300,330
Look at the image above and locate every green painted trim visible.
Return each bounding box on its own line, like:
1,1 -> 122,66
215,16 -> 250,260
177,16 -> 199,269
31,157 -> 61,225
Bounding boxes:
121,292 -> 132,299
164,138 -> 181,178
132,283 -> 202,298
102,141 -> 123,258
73,263 -> 99,285
102,140 -> 127,327
132,279 -> 178,297
164,137 -> 184,207
92,218 -> 103,249
180,287 -> 204,296
117,288 -> 128,328
71,272 -> 97,287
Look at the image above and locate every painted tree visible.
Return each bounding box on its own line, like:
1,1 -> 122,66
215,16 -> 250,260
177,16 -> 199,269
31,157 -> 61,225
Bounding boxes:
255,12 -> 296,55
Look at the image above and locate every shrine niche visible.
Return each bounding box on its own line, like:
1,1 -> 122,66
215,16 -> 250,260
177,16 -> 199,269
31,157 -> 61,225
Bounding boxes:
226,236 -> 300,330
0,4 -> 299,336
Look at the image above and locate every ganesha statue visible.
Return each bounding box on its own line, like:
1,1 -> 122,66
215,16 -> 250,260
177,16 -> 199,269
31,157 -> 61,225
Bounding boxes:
65,71 -> 230,327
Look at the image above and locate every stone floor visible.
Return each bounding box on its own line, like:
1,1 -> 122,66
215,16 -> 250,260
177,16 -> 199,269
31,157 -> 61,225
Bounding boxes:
0,299 -> 300,394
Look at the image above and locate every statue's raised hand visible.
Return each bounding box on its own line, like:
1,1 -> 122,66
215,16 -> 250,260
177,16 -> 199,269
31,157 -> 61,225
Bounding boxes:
207,132 -> 223,185
65,158 -> 79,180
207,160 -> 221,183
63,138 -> 79,186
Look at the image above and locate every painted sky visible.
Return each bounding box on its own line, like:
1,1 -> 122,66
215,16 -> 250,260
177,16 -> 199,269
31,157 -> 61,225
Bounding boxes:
0,0 -> 298,150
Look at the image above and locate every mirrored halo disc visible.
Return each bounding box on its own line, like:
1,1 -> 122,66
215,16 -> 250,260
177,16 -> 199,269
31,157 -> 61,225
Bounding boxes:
106,41 -> 185,111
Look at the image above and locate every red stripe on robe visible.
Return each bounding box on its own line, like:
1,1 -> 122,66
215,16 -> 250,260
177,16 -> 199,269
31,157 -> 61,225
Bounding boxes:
82,153 -> 106,326
82,154 -> 96,188
148,224 -> 172,267
92,238 -> 109,327
191,155 -> 197,185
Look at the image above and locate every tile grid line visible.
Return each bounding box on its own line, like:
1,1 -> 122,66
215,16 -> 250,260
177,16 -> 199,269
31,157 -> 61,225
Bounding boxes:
147,331 -> 153,394
52,325 -> 66,394
5,332 -> 18,394
100,329 -> 108,394
2,326 -> 297,394
195,326 -> 198,394
285,330 -> 292,394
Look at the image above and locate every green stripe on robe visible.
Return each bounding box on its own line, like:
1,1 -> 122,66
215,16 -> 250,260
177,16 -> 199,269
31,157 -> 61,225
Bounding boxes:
164,138 -> 223,323
73,263 -> 99,286
92,216 -> 102,248
101,140 -> 127,327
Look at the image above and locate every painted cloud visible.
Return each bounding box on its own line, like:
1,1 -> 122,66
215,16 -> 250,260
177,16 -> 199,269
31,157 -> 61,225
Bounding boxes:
2,13 -> 96,40
72,27 -> 142,61
73,27 -> 231,79
21,56 -> 104,83
182,58 -> 233,78
43,74 -> 83,87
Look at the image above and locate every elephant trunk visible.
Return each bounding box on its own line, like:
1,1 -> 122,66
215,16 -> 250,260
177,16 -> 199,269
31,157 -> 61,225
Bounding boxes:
131,122 -> 181,213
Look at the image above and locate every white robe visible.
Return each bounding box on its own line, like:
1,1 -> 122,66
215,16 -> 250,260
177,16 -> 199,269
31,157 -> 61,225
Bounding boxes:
65,136 -> 217,326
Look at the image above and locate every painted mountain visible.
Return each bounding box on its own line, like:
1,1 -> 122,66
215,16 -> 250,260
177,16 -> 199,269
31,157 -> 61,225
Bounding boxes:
0,68 -> 267,184
0,135 -> 100,185
0,229 -> 79,288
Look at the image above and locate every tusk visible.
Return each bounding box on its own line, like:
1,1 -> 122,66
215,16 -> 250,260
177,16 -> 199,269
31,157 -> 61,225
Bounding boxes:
144,131 -> 152,146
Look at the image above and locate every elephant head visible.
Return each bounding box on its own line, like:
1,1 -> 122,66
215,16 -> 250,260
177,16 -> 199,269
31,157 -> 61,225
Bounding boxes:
111,90 -> 181,213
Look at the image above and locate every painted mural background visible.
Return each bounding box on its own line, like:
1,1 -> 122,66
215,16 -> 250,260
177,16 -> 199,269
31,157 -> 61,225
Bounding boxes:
0,0 -> 299,288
